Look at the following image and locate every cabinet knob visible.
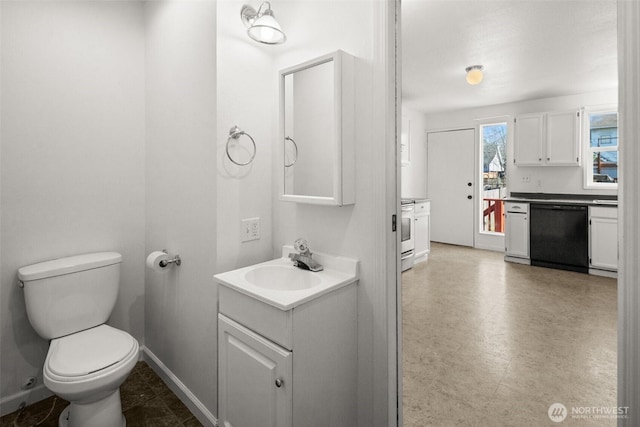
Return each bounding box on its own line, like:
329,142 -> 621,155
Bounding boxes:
467,195 -> 472,200
467,182 -> 472,187
275,378 -> 284,388
547,157 -> 550,161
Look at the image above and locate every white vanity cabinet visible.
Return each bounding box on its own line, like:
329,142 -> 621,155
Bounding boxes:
589,206 -> 618,274
504,202 -> 530,262
514,110 -> 581,166
414,200 -> 431,263
217,283 -> 357,427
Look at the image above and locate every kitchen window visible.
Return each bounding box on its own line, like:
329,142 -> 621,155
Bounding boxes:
584,107 -> 618,189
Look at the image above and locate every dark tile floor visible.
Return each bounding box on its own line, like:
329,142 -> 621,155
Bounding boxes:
1,361 -> 203,427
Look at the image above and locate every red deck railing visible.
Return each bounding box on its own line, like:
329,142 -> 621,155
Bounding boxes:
483,198 -> 504,233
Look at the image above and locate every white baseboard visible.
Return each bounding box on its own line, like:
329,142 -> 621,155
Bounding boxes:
414,253 -> 429,264
0,383 -> 53,418
504,255 -> 531,265
589,268 -> 618,279
475,243 -> 506,252
141,346 -> 218,427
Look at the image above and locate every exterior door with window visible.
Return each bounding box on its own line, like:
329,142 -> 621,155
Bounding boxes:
427,129 -> 475,247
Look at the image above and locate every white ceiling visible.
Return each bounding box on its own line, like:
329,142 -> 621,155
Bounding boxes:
402,0 -> 618,115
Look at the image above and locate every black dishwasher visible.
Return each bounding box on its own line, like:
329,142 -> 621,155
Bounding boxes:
530,204 -> 589,273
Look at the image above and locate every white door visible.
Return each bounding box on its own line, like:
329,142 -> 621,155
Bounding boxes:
218,314 -> 293,427
427,129 -> 475,247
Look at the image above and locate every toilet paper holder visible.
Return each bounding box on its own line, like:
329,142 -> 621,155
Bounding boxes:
160,249 -> 182,267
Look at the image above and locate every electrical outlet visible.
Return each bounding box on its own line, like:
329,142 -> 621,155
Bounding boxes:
241,218 -> 260,242
521,176 -> 530,183
21,376 -> 37,390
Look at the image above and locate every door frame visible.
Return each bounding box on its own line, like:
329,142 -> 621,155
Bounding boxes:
391,4 -> 640,427
617,2 -> 640,425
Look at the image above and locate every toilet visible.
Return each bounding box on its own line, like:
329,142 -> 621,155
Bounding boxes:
18,252 -> 139,427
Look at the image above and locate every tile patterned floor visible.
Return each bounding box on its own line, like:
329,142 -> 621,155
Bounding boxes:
1,361 -> 202,427
402,243 -> 617,426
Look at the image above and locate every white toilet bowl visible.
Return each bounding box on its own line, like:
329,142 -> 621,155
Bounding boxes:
43,325 -> 139,427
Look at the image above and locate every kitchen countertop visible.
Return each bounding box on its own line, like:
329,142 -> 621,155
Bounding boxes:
505,193 -> 618,207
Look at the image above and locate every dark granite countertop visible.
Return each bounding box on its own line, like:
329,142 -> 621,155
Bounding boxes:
505,193 -> 618,207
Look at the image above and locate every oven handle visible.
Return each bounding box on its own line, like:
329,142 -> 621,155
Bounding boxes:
401,251 -> 414,260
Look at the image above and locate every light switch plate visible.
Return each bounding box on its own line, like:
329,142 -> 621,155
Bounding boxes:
241,218 -> 260,242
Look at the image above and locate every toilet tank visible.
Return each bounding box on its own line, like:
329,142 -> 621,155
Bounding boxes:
18,252 -> 122,340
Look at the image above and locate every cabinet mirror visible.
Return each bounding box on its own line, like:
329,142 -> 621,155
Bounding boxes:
280,50 -> 355,206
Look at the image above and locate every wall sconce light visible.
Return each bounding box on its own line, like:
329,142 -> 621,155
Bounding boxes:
240,2 -> 286,45
465,65 -> 484,85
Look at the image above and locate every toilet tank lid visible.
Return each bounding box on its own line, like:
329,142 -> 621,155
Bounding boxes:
18,252 -> 122,282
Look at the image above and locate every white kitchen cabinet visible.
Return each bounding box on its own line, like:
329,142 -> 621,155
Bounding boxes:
589,206 -> 618,272
513,113 -> 544,165
414,200 -> 430,263
505,202 -> 529,260
514,110 -> 580,166
217,283 -> 357,427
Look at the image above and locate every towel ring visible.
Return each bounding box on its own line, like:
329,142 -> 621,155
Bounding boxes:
284,136 -> 298,167
226,125 -> 256,166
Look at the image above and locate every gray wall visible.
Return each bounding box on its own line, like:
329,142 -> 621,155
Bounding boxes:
144,0 -> 218,413
1,0 -> 146,407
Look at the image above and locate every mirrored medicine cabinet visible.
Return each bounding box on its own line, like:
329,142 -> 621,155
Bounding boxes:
279,50 -> 355,206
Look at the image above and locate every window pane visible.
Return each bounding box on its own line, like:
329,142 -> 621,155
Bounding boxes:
481,123 -> 507,233
592,150 -> 618,183
589,112 -> 618,148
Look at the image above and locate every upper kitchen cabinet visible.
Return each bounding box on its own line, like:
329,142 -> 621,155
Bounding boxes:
514,110 -> 581,166
513,113 -> 544,166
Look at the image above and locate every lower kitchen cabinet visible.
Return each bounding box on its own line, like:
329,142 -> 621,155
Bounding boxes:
505,202 -> 530,262
217,284 -> 357,427
589,206 -> 618,273
414,200 -> 430,263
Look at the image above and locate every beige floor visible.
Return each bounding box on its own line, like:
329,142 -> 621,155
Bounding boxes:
402,243 -> 617,426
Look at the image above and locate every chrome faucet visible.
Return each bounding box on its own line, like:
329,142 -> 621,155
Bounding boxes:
289,238 -> 324,272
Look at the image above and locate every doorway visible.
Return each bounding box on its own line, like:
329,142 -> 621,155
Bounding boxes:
402,2 -> 624,421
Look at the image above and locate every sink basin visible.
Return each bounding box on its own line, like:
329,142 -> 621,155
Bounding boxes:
214,246 -> 359,310
244,265 -> 321,290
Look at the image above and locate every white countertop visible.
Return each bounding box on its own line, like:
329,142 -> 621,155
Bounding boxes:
214,247 -> 359,311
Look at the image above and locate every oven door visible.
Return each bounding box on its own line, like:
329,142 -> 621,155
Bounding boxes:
401,205 -> 415,254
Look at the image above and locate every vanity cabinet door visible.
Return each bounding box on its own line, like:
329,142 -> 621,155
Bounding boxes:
218,314 -> 292,427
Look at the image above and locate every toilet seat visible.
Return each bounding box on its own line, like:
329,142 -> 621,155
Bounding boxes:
45,325 -> 137,382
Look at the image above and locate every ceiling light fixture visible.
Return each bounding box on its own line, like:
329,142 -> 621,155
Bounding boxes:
240,2 -> 286,45
465,65 -> 484,85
